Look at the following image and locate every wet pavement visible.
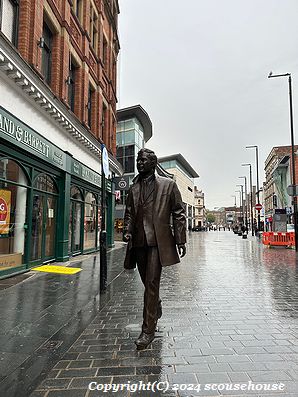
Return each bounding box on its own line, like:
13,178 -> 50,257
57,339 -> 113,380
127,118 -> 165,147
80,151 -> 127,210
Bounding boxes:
0,243 -> 128,397
2,232 -> 298,397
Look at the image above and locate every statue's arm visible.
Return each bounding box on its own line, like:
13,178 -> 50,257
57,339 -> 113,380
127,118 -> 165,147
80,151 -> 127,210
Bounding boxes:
123,189 -> 133,242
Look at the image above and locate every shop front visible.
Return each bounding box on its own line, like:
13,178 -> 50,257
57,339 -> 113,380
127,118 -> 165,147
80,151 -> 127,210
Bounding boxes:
0,106 -> 113,279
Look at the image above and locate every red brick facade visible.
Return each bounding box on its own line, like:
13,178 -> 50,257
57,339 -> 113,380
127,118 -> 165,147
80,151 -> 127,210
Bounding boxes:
16,0 -> 119,155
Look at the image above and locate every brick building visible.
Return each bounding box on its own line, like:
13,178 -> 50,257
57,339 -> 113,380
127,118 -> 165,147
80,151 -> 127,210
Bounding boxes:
0,0 -> 121,278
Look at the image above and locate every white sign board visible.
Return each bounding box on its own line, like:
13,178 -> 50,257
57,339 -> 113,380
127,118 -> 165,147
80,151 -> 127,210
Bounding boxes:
102,145 -> 109,176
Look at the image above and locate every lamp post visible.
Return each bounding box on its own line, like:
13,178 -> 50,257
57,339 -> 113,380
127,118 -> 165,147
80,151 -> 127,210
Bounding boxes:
242,163 -> 254,236
239,176 -> 248,231
236,184 -> 244,227
235,190 -> 242,225
231,195 -> 237,226
268,72 -> 298,251
246,145 -> 261,232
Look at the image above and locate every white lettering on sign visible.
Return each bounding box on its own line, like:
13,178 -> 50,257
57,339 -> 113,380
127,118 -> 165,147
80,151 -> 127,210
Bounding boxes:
0,113 -> 50,158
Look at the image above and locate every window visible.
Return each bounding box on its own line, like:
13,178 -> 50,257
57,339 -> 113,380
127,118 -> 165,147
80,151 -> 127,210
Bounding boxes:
103,36 -> 108,67
0,159 -> 27,271
84,192 -> 96,250
68,58 -> 77,112
116,145 -> 135,174
101,103 -> 107,139
71,0 -> 82,22
41,22 -> 53,85
87,84 -> 95,128
0,0 -> 18,46
89,3 -> 98,53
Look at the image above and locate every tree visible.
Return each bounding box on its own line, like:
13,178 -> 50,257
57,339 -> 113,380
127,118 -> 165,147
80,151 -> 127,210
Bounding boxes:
207,213 -> 215,223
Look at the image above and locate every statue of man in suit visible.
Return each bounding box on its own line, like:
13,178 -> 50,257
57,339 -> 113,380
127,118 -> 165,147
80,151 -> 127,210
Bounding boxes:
123,148 -> 186,349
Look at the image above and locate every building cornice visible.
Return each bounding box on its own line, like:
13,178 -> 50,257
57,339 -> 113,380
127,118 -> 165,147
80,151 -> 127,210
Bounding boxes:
0,38 -> 122,175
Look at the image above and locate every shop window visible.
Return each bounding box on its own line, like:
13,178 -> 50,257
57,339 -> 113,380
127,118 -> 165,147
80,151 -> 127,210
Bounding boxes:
84,192 -> 97,250
69,186 -> 83,254
71,186 -> 83,200
34,173 -> 58,193
41,21 -> 53,85
0,158 -> 28,272
31,173 -> 58,262
0,0 -> 19,46
89,2 -> 98,54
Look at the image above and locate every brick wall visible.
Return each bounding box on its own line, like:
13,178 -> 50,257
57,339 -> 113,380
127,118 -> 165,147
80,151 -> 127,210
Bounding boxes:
14,0 -> 119,155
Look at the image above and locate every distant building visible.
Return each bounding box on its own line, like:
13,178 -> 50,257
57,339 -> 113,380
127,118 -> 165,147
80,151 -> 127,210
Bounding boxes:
158,154 -> 199,230
194,187 -> 206,228
264,145 -> 298,230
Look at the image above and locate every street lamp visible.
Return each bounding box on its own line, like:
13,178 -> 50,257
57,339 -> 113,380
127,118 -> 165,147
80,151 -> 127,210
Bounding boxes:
235,190 -> 242,225
246,145 -> 261,232
268,71 -> 298,251
242,163 -> 254,236
239,176 -> 248,231
236,184 -> 244,226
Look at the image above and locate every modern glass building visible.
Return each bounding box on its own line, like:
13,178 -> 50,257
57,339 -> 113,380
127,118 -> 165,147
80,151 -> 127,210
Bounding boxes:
114,105 -> 152,237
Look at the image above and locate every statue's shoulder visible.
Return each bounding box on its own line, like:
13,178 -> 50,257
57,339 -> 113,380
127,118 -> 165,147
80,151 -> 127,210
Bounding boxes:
156,175 -> 175,186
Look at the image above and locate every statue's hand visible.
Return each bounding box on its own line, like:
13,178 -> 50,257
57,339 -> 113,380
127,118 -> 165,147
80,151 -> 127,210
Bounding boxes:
177,243 -> 186,257
123,233 -> 132,243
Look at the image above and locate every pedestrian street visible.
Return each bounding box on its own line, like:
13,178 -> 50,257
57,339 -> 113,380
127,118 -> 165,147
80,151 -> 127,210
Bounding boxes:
31,231 -> 298,397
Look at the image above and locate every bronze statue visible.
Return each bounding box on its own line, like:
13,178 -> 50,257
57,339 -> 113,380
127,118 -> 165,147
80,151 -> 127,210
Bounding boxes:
123,148 -> 186,349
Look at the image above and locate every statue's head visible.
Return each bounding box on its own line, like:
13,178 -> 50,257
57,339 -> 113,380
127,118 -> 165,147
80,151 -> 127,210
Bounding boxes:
137,148 -> 157,176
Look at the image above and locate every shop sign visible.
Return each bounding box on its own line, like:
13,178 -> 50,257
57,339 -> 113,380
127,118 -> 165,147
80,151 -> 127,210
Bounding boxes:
0,189 -> 11,235
0,253 -> 22,269
72,160 -> 101,187
0,107 -> 66,170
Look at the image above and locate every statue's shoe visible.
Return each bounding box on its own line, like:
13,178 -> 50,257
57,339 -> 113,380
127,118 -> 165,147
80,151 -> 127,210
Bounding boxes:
135,332 -> 155,350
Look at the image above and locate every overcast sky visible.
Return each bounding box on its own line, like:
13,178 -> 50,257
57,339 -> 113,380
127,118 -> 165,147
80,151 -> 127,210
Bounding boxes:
117,0 -> 298,209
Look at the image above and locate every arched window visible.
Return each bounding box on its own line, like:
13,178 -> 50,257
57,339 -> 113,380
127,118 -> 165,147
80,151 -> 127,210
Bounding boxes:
84,192 -> 97,249
34,173 -> 58,193
0,158 -> 28,185
70,186 -> 83,200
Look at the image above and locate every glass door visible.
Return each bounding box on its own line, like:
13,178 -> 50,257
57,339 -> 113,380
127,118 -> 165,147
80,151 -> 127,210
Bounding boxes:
31,193 -> 57,262
69,200 -> 83,255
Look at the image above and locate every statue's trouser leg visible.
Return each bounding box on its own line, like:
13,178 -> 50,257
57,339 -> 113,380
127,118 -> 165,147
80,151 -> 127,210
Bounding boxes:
136,247 -> 162,334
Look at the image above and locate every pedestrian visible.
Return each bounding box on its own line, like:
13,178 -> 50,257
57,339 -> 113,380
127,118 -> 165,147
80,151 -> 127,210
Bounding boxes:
123,148 -> 186,350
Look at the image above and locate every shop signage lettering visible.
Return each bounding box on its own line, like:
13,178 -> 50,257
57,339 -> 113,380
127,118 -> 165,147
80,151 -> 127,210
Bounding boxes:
0,113 -> 50,158
72,160 -> 101,187
0,107 -> 66,170
0,189 -> 11,235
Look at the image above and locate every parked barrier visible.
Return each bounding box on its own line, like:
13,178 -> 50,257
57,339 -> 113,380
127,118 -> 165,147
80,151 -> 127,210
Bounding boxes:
262,232 -> 295,247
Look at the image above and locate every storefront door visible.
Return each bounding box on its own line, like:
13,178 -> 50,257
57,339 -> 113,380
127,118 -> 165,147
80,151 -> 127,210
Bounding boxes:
31,192 -> 57,263
69,200 -> 83,255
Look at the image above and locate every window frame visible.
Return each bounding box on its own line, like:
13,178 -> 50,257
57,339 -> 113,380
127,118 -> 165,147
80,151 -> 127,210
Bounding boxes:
41,21 -> 53,86
0,0 -> 19,47
89,2 -> 98,54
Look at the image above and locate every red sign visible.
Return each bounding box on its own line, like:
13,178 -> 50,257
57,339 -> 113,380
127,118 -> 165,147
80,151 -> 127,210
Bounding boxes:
255,203 -> 262,211
0,190 -> 11,234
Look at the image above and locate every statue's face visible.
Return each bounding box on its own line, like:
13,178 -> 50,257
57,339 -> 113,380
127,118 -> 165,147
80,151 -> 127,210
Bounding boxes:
137,152 -> 155,175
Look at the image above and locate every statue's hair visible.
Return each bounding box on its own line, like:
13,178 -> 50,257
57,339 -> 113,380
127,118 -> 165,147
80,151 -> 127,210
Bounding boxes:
137,148 -> 157,165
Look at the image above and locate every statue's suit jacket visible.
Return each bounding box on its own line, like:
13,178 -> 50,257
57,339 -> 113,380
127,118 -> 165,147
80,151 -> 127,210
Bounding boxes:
123,173 -> 186,269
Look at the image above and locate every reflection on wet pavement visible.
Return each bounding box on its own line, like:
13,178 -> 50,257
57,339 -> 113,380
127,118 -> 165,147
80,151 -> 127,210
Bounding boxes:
31,232 -> 298,397
0,244 -> 128,397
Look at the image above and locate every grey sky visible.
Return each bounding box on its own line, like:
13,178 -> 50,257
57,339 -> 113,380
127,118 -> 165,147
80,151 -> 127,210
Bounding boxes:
118,0 -> 298,209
